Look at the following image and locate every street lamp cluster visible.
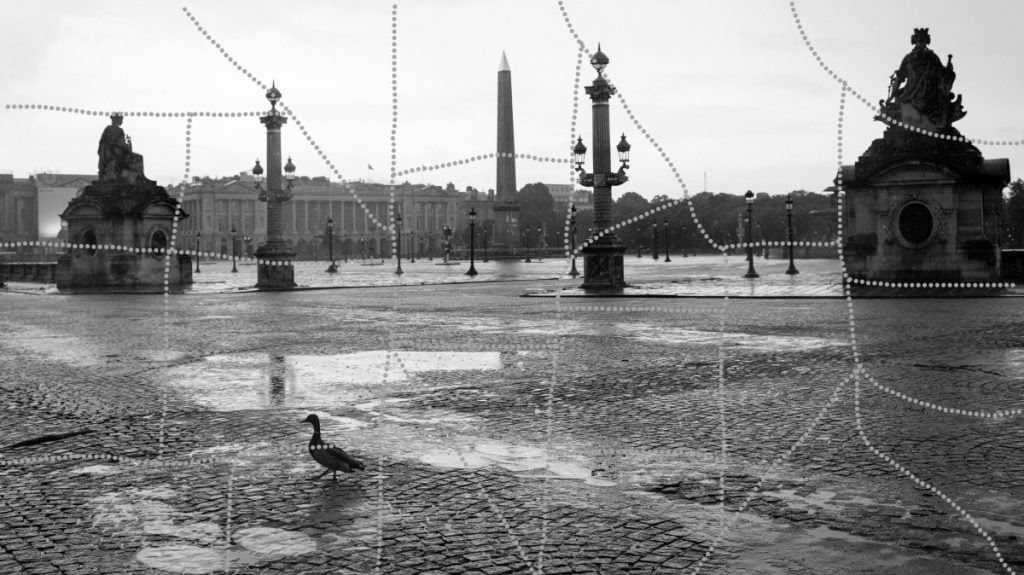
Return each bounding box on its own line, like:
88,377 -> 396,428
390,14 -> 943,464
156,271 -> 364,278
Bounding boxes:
741,191 -> 799,279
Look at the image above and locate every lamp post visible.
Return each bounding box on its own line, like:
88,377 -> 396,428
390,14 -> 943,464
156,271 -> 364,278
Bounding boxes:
785,194 -> 799,275
243,236 -> 252,259
409,229 -> 416,263
523,227 -> 532,263
574,44 -> 630,291
325,218 -> 337,273
652,220 -> 659,261
230,224 -> 238,273
253,83 -> 296,289
341,233 -> 348,263
483,228 -> 489,263
443,226 -> 452,262
428,232 -> 434,261
663,217 -> 671,262
394,213 -> 403,275
743,190 -> 759,279
536,225 -> 543,261
569,205 -> 579,277
466,207 -> 478,276
358,236 -> 365,261
195,230 -> 202,273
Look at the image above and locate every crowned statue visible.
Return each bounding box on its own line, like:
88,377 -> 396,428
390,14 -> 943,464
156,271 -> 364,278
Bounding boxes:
880,28 -> 966,132
97,113 -> 150,183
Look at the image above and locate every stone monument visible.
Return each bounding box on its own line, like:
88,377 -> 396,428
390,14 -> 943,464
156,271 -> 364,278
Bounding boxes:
56,114 -> 192,290
491,52 -> 521,256
841,29 -> 1009,285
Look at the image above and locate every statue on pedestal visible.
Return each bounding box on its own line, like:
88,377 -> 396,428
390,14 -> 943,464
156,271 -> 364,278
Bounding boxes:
879,28 -> 966,131
98,113 -> 150,183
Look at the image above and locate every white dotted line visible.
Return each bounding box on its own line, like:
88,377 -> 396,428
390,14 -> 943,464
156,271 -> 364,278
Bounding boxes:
182,7 -> 266,90
554,2 -> 734,258
853,369 -> 1017,575
386,6 -> 400,260
3,104 -> 263,117
848,277 -> 1016,290
687,373 -> 854,574
393,152 -> 570,179
181,7 -> 399,247
830,80 -> 1023,420
562,45 -> 586,266
787,1 -> 1023,148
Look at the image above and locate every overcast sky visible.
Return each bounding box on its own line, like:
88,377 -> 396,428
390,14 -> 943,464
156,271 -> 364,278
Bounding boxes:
3,0 -> 1023,199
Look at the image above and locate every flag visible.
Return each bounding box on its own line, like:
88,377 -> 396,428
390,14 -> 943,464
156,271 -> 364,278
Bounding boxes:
368,164 -> 374,170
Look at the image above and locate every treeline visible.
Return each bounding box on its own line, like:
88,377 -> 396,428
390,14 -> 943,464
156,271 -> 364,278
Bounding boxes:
517,183 -> 839,252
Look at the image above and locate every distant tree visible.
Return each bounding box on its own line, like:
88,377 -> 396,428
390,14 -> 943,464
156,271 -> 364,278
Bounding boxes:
518,183 -> 559,248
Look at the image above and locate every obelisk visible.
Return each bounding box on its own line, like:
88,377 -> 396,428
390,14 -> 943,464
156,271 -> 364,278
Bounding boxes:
493,51 -> 521,252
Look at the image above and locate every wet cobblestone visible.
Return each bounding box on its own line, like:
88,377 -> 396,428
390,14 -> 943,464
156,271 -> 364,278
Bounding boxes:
1,275 -> 1022,573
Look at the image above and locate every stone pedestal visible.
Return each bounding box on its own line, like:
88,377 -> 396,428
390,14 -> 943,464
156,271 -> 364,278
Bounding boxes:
580,239 -> 627,291
56,180 -> 192,290
842,127 -> 1009,282
255,242 -> 296,290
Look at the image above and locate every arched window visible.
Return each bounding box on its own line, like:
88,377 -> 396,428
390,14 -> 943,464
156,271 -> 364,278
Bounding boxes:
82,229 -> 98,256
151,229 -> 169,257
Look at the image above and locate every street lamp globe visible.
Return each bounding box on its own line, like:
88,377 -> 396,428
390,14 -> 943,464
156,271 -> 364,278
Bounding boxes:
573,137 -> 588,172
617,134 -> 631,168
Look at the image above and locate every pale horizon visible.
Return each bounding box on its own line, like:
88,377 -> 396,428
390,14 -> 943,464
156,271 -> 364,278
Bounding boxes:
3,0 -> 1023,199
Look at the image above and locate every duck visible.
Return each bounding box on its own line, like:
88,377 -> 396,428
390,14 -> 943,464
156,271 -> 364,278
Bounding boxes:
302,413 -> 365,481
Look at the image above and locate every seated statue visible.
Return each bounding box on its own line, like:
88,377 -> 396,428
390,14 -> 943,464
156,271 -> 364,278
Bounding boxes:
880,28 -> 966,131
98,113 -> 149,183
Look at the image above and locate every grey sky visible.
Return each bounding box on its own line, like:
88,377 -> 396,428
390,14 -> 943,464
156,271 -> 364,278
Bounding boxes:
2,0 -> 1022,199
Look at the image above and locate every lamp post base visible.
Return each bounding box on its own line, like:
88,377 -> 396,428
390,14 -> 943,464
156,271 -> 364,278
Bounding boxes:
255,243 -> 296,290
580,242 -> 627,291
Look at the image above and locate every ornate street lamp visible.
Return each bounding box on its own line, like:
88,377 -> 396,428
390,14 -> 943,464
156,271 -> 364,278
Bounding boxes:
359,235 -> 366,260
744,190 -> 759,279
230,224 -> 238,273
483,227 -> 490,263
252,82 -> 296,289
663,217 -> 671,262
786,194 -> 799,275
523,226 -> 532,263
243,236 -> 252,259
409,228 -> 416,263
443,226 -> 452,262
325,218 -> 337,273
194,230 -> 202,273
466,207 -> 478,276
569,205 -> 579,277
394,212 -> 403,275
652,220 -> 659,261
574,44 -> 630,290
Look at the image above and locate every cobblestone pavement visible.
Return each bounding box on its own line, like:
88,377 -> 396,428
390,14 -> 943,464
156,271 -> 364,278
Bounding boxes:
1,268 -> 1023,574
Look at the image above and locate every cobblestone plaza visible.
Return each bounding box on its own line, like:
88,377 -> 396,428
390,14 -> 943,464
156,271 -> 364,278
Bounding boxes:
1,258 -> 1022,574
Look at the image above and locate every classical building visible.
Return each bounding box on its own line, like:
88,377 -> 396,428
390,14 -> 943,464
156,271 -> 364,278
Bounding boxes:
0,175 -> 38,246
175,176 -> 466,260
546,183 -> 594,214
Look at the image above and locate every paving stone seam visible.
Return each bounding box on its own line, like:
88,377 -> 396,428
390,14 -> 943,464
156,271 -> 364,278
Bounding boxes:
853,368 -> 1018,575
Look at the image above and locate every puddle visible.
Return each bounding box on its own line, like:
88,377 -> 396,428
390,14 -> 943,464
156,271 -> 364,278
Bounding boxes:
416,441 -> 618,487
90,485 -> 320,573
613,324 -> 844,351
164,351 -> 500,411
71,464 -> 118,475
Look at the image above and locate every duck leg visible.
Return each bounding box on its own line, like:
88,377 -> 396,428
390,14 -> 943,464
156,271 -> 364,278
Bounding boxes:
316,469 -> 332,480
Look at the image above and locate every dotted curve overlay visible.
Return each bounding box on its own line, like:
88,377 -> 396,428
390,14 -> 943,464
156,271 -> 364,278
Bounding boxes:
788,1 -> 1024,148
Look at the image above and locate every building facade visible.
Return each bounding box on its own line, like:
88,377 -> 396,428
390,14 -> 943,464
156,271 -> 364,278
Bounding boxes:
174,175 -> 468,260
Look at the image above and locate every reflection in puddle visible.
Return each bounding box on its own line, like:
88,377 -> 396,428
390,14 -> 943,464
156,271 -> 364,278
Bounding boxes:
417,441 -> 617,487
164,351 -> 500,411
